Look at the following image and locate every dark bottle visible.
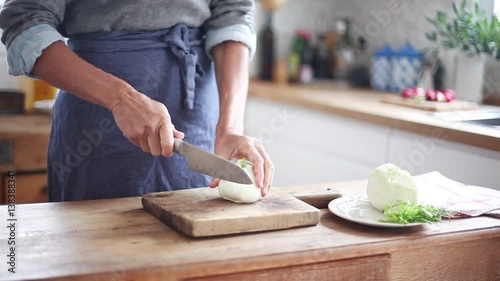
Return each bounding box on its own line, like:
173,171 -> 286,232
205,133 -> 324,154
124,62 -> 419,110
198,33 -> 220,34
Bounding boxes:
299,34 -> 313,83
313,34 -> 332,79
433,58 -> 444,91
259,12 -> 275,81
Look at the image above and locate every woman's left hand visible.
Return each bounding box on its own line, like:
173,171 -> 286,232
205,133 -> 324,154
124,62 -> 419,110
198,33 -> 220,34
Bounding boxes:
209,128 -> 274,196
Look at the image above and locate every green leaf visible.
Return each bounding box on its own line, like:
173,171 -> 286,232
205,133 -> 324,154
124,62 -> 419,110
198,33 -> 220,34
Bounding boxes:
437,11 -> 448,24
426,32 -> 437,42
452,1 -> 459,15
377,201 -> 449,225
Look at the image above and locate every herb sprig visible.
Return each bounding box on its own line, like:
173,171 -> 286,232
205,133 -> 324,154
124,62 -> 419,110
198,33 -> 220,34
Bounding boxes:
378,201 -> 449,224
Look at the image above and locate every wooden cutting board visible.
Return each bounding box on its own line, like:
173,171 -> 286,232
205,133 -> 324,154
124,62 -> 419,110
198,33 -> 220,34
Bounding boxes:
381,94 -> 478,111
142,187 -> 327,237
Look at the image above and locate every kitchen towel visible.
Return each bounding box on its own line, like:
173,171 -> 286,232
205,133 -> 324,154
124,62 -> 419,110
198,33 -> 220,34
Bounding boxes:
416,172 -> 500,218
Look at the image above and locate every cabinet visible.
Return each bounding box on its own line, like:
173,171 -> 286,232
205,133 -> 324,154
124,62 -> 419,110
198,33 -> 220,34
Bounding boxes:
245,97 -> 500,190
2,171 -> 48,203
0,114 -> 51,204
244,97 -> 390,186
386,129 -> 500,190
188,255 -> 390,281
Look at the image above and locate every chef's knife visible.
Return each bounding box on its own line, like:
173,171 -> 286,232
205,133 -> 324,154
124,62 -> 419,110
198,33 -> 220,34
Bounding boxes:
173,138 -> 253,185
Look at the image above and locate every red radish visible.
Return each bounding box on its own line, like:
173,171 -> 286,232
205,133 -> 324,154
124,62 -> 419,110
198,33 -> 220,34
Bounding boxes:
414,87 -> 426,96
408,87 -> 426,101
425,89 -> 437,101
442,89 -> 456,102
402,88 -> 416,98
436,91 -> 446,102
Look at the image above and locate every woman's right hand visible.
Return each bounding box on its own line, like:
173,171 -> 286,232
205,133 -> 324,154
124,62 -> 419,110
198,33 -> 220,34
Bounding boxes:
111,87 -> 184,157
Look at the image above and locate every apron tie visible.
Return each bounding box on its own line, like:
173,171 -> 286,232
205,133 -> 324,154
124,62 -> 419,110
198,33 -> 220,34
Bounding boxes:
162,25 -> 205,110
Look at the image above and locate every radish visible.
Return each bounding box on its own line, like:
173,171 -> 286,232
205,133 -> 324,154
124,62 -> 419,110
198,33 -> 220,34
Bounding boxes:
410,87 -> 426,101
425,89 -> 437,101
401,88 -> 416,98
442,89 -> 456,102
436,91 -> 446,102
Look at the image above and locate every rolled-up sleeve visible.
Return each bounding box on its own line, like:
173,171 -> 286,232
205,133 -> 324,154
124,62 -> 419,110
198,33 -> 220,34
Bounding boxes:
0,0 -> 66,76
204,0 -> 256,60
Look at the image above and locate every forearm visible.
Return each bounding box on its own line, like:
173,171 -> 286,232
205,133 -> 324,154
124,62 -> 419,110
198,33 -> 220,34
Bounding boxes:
213,41 -> 249,137
32,41 -> 134,110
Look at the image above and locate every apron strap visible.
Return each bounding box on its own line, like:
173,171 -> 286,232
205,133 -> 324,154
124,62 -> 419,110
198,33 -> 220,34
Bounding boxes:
162,24 -> 205,111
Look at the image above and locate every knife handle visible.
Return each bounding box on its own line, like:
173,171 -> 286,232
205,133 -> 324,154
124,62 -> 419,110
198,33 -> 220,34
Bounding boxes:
289,188 -> 343,209
173,138 -> 183,153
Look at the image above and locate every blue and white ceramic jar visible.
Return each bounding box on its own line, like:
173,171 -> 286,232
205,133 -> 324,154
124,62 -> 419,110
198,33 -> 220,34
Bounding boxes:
390,43 -> 423,93
370,44 -> 393,91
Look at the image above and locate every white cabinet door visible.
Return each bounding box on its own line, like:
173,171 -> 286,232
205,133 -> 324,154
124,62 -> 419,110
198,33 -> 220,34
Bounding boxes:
387,130 -> 500,190
244,97 -> 390,186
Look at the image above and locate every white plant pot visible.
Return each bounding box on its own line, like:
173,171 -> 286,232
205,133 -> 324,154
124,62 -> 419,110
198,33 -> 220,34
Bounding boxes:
454,52 -> 486,103
483,56 -> 500,101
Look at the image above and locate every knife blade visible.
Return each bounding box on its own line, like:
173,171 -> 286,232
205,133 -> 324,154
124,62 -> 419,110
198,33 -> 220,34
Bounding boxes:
173,138 -> 253,185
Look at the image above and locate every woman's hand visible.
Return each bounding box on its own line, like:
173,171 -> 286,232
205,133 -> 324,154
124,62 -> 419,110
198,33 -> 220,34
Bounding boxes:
111,88 -> 184,157
209,128 -> 274,196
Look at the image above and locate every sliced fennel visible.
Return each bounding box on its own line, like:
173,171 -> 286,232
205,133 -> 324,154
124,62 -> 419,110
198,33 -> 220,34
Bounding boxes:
217,159 -> 261,204
378,201 -> 449,224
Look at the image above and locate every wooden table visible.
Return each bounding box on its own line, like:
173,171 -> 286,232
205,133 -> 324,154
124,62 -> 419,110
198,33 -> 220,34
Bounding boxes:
0,180 -> 499,281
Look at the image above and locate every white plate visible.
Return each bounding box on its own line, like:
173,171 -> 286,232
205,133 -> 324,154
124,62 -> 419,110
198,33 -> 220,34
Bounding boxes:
328,197 -> 425,228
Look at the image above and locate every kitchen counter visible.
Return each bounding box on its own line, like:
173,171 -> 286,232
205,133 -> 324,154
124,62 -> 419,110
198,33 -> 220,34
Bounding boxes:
0,113 -> 51,172
248,81 -> 500,152
1,181 -> 498,281
0,113 -> 52,203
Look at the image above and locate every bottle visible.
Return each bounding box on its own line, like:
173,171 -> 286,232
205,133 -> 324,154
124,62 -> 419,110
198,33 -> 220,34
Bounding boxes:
288,31 -> 303,83
288,30 -> 312,83
333,19 -> 354,79
313,34 -> 332,79
259,12 -> 275,81
299,33 -> 313,83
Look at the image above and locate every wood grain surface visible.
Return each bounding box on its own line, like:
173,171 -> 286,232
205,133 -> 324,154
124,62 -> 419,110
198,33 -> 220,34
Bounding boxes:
142,188 -> 321,237
380,94 -> 478,111
0,114 -> 51,173
1,179 -> 498,281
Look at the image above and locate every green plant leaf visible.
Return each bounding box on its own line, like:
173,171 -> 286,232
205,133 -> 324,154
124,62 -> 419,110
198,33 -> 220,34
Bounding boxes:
452,1 -> 459,15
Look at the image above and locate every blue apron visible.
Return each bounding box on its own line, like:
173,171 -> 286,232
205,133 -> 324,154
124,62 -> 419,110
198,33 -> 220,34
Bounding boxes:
47,24 -> 219,201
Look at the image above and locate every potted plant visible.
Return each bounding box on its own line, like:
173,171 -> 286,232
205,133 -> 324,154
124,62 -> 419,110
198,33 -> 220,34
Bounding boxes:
426,0 -> 500,103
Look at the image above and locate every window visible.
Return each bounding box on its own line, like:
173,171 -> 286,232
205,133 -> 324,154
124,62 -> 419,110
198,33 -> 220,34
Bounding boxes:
495,0 -> 500,15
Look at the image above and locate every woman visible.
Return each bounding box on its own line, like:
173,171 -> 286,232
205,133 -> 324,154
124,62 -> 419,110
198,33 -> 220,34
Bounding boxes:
0,0 -> 274,201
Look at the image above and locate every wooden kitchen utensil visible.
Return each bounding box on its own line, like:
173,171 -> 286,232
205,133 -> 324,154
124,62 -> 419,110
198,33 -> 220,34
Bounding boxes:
381,94 -> 478,111
142,187 -> 329,237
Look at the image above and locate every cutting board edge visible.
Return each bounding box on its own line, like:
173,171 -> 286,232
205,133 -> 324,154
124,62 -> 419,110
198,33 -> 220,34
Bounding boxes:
141,189 -> 324,238
189,209 -> 321,237
380,94 -> 478,111
142,196 -> 195,235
